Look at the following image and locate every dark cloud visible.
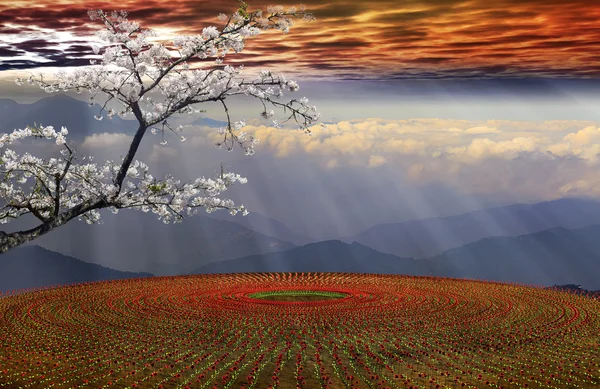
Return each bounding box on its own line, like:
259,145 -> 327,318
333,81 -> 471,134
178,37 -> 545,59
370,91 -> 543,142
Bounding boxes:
12,39 -> 52,51
306,39 -> 370,49
377,7 -> 453,23
304,63 -> 366,71
128,7 -> 174,19
382,27 -> 429,38
446,41 -> 497,48
0,57 -> 92,71
64,44 -> 94,54
455,25 -> 544,36
307,3 -> 367,19
0,26 -> 39,34
0,46 -> 25,56
431,49 -> 480,55
477,52 -> 518,58
0,60 -> 47,71
0,7 -> 90,32
481,10 -> 539,18
405,57 -> 455,64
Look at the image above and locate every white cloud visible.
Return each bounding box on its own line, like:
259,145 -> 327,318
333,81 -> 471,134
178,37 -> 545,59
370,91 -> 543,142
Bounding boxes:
82,133 -> 133,149
407,163 -> 425,180
546,126 -> 600,164
326,158 -> 339,169
368,155 -> 386,167
192,118 -> 599,166
189,135 -> 207,147
559,178 -> 600,197
149,144 -> 178,163
444,137 -> 546,163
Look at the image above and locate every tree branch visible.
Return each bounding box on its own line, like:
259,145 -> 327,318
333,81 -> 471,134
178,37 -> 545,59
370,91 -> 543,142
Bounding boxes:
113,103 -> 147,194
0,197 -> 106,253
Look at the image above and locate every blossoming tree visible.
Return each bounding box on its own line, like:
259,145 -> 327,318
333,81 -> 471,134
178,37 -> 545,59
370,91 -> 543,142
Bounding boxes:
0,1 -> 322,253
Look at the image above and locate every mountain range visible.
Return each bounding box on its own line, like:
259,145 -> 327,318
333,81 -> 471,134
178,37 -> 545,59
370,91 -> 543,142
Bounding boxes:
0,245 -> 152,292
8,197 -> 600,283
190,116 -> 229,128
3,212 -> 600,291
0,94 -> 237,139
0,94 -> 136,140
191,224 -> 600,290
206,211 -> 315,246
427,224 -> 600,288
347,197 -> 600,258
191,240 -> 430,275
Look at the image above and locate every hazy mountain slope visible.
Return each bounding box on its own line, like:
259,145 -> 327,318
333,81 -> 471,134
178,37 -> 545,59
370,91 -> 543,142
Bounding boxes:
349,198 -> 600,258
192,224 -> 600,289
0,94 -> 136,140
190,240 -> 431,275
28,210 -> 296,276
3,223 -> 599,291
0,245 -> 152,292
206,211 -> 315,246
189,116 -> 228,128
428,224 -> 600,289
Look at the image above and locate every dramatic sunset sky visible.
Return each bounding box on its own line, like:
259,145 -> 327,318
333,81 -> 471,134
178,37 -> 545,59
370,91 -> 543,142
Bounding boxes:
2,0 -> 600,238
2,0 -> 600,79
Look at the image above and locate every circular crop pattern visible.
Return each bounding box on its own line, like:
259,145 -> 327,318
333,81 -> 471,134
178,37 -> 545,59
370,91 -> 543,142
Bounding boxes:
0,273 -> 599,389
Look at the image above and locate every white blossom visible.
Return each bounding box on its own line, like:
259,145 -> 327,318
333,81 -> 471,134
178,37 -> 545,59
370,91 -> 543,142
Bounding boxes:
2,3 -> 321,246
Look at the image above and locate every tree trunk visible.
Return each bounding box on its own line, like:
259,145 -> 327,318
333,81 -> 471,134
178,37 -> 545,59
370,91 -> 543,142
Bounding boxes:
114,104 -> 147,193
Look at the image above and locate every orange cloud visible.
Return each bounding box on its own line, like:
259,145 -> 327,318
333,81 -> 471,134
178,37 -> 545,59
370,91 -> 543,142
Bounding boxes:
1,0 -> 599,80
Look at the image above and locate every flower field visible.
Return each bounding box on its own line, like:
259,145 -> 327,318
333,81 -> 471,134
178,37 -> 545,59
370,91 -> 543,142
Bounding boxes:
0,273 -> 599,388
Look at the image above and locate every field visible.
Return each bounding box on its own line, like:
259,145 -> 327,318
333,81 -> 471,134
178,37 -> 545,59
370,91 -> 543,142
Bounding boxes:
0,273 -> 599,388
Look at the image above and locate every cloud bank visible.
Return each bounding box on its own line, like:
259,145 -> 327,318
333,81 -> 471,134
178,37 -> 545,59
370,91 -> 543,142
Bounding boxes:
160,117 -> 600,200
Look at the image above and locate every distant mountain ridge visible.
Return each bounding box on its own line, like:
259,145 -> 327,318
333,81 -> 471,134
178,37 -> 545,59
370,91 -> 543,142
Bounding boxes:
348,198 -> 600,258
0,245 -> 152,292
4,223 -> 600,292
0,94 -> 136,140
206,211 -> 315,246
190,240 -> 432,275
190,116 -> 229,128
0,95 -> 249,139
428,224 -> 600,289
191,224 -> 600,290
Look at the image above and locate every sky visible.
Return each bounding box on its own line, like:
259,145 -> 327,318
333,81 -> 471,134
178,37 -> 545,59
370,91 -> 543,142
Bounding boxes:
2,0 -> 600,238
3,0 -> 600,80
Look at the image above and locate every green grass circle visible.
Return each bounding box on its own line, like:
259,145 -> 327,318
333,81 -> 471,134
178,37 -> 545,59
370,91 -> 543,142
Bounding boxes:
247,289 -> 348,302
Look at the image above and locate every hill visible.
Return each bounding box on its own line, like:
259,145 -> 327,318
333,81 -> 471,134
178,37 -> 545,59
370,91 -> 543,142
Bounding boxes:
206,211 -> 315,246
189,116 -> 229,128
428,224 -> 600,290
0,94 -> 136,140
349,197 -> 600,258
190,240 -> 431,275
192,224 -> 600,289
29,210 -> 296,276
0,245 -> 152,292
